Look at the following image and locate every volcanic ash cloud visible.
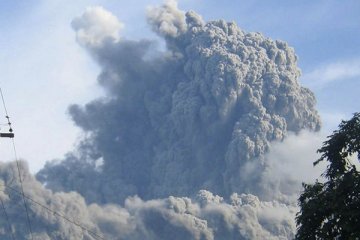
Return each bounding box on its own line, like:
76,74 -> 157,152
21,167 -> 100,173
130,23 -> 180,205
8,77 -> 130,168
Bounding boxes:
0,162 -> 296,240
3,1 -> 324,239
38,2 -> 320,204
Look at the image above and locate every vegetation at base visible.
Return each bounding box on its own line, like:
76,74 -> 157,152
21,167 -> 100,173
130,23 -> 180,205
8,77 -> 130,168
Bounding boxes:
296,113 -> 360,239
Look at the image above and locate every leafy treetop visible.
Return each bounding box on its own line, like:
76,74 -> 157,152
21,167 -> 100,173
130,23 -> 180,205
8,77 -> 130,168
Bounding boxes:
296,112 -> 360,239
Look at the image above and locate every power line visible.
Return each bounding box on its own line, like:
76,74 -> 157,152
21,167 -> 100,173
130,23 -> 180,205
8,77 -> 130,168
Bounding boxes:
0,88 -> 104,240
0,87 -> 17,188
2,193 -> 59,240
0,88 -> 13,133
0,88 -> 33,240
0,197 -> 15,240
0,88 -> 10,118
1,184 -> 105,240
12,139 -> 34,240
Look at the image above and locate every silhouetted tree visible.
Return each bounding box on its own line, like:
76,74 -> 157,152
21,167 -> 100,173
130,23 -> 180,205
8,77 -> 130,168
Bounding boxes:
296,113 -> 360,239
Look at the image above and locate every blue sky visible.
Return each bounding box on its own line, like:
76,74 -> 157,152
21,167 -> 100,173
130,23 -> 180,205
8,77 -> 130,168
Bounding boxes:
0,0 -> 359,172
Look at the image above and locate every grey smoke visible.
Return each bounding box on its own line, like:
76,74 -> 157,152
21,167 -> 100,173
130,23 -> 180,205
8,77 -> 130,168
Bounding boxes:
38,2 -> 320,203
2,1 -> 321,239
0,162 -> 296,240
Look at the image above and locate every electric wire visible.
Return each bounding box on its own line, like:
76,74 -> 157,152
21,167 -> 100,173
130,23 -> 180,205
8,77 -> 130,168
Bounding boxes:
0,184 -> 105,240
0,88 -> 104,240
0,88 -> 17,187
12,139 -> 34,240
0,88 -> 10,118
0,88 -> 33,240
2,193 -> 56,240
0,197 -> 15,240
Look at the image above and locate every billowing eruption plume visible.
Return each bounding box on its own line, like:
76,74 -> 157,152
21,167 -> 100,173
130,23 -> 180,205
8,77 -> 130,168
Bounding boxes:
1,1 -> 320,239
38,1 -> 320,203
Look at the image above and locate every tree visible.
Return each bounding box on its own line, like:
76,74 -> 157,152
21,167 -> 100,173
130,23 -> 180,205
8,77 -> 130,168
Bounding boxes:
296,113 -> 360,239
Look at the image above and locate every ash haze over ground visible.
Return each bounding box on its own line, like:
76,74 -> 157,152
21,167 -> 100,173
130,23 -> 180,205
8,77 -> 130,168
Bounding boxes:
0,1 -> 328,239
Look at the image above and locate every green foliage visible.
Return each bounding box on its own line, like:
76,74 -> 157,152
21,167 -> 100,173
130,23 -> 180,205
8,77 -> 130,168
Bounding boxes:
296,113 -> 360,239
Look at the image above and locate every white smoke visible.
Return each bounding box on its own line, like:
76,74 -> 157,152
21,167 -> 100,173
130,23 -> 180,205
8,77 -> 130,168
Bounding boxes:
72,6 -> 124,47
1,1 -> 322,239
